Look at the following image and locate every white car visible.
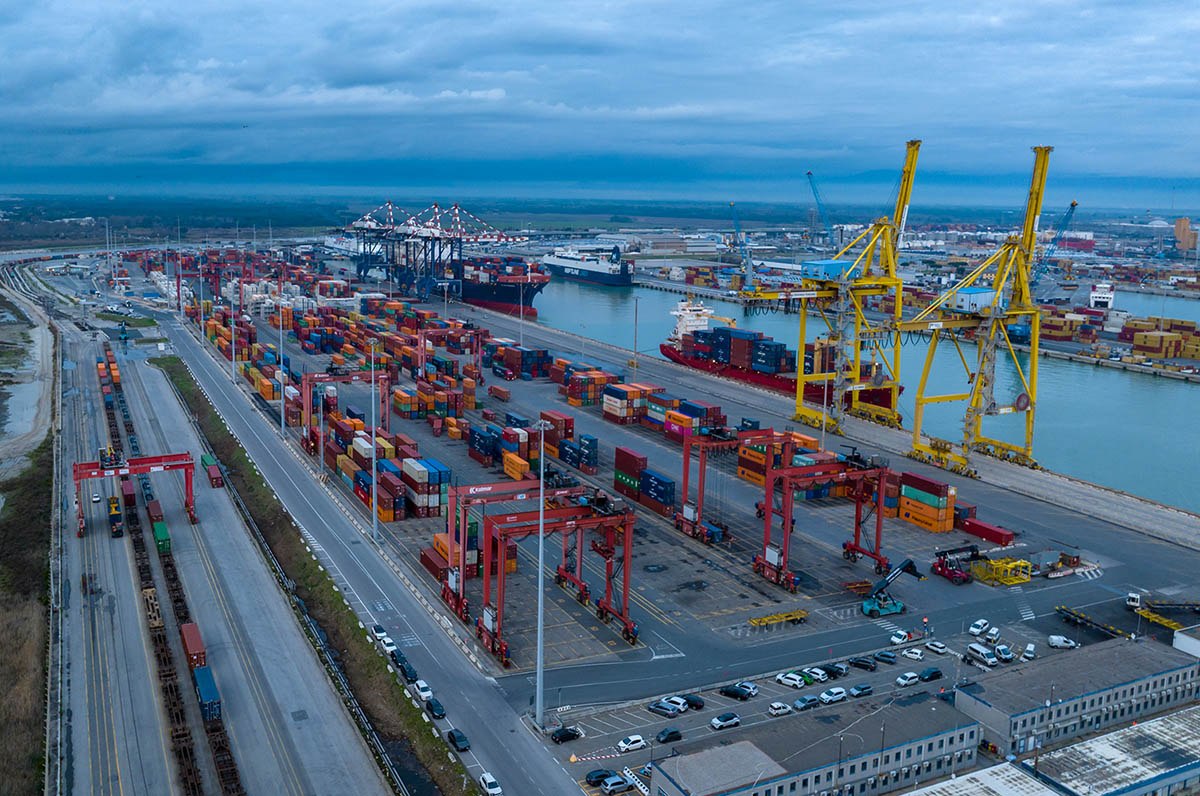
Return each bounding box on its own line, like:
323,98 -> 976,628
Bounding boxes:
1048,634 -> 1079,649
91,493 -> 101,503
371,624 -> 387,640
413,680 -> 433,701
735,681 -> 759,697
1021,643 -> 1037,661
768,701 -> 793,717
617,735 -> 647,753
819,687 -> 847,704
662,696 -> 690,713
895,672 -> 920,687
969,619 -> 990,636
901,648 -> 924,661
478,772 -> 503,795
802,667 -> 829,683
710,712 -> 740,730
984,627 -> 1002,644
925,640 -> 948,655
775,672 -> 806,689
381,637 -> 398,655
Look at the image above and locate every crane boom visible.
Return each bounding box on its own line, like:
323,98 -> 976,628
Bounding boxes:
729,202 -> 754,287
806,171 -> 836,252
1032,200 -> 1078,285
869,558 -> 924,598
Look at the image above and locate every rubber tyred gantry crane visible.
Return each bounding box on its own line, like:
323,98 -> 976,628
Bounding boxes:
676,428 -> 783,545
298,370 -> 392,456
72,452 -> 197,536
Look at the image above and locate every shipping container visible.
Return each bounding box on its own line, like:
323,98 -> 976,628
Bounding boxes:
146,499 -> 164,523
152,521 -> 171,554
179,623 -> 207,669
960,518 -> 1015,546
206,463 -> 223,488
192,666 -> 222,722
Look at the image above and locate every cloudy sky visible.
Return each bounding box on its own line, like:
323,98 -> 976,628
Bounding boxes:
1,1 -> 1197,207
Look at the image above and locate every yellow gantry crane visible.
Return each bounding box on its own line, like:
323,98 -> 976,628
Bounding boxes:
741,140 -> 921,434
900,146 -> 1052,473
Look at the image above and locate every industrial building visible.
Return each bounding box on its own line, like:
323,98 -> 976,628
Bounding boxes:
953,638 -> 1200,756
1025,703 -> 1200,795
1173,624 -> 1200,659
903,763 -> 1057,795
649,692 -> 980,796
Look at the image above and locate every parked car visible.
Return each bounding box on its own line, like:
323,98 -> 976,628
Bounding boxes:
601,775 -> 632,795
681,693 -> 705,710
656,727 -> 682,744
551,726 -> 583,744
874,650 -> 897,664
825,663 -> 850,678
719,684 -> 753,701
969,619 -> 990,636
735,681 -> 760,696
647,700 -> 681,718
662,696 -> 690,713
446,729 -> 470,751
776,671 -> 806,688
413,680 -> 433,701
478,772 -> 502,795
918,667 -> 943,682
1021,643 -> 1037,661
793,695 -> 820,711
91,493 -> 101,503
848,656 -> 877,671
586,770 -> 615,787
768,701 -> 793,717
994,644 -> 1015,663
819,687 -> 847,704
381,637 -> 398,655
985,627 -> 1002,644
617,735 -> 647,753
889,630 -> 911,645
925,640 -> 948,655
849,683 -> 874,698
370,623 -> 387,640
425,698 -> 446,719
895,672 -> 920,687
802,667 -> 829,682
400,662 -> 419,683
901,648 -> 925,661
1048,635 -> 1079,649
710,712 -> 741,730
389,649 -> 407,667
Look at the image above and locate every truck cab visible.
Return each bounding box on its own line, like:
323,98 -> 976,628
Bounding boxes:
491,363 -> 516,381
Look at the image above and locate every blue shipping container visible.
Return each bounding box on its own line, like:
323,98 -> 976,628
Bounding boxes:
193,666 -> 222,722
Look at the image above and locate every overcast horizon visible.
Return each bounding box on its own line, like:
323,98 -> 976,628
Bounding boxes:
2,2 -> 1198,211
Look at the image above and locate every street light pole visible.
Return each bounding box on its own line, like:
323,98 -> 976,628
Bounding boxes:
279,259 -> 286,437
519,281 -> 525,347
821,375 -> 830,451
370,338 -> 379,543
534,418 -> 550,729
632,296 -> 639,368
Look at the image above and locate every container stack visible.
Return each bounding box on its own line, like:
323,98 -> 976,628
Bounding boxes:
638,469 -> 675,517
613,446 -> 647,501
601,383 -> 662,425
897,472 -> 955,532
644,393 -> 679,431
567,371 -> 620,407
537,410 -> 575,458
558,433 -> 599,475
402,458 -> 451,518
468,426 -> 500,466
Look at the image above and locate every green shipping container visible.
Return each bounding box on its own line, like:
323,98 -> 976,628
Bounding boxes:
152,521 -> 172,554
900,484 -> 948,509
614,470 -> 640,489
200,454 -> 218,469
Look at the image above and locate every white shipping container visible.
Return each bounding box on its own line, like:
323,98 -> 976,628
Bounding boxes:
952,288 -> 998,313
403,458 -> 429,483
351,438 -> 374,458
405,488 -> 431,507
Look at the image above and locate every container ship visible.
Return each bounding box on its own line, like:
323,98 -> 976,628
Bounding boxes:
540,247 -> 633,287
448,256 -> 549,318
658,299 -> 900,412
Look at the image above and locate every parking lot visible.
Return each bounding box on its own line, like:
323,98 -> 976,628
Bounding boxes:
554,618 -> 1077,792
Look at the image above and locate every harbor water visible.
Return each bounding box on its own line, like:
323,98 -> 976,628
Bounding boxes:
532,280 -> 1200,513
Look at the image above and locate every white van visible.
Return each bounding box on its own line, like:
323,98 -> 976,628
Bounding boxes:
967,642 -> 998,667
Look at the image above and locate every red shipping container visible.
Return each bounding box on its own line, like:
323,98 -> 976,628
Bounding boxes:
179,623 -> 206,669
146,500 -> 164,523
960,518 -> 1014,547
419,547 -> 448,582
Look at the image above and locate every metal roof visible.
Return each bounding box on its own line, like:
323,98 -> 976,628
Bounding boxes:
905,763 -> 1058,795
1029,704 -> 1200,795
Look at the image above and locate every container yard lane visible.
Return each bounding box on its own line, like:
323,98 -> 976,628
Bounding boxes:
154,311 -> 579,796
59,330 -> 176,796
115,347 -> 389,796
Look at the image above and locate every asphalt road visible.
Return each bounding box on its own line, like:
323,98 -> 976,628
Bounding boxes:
153,309 -> 580,795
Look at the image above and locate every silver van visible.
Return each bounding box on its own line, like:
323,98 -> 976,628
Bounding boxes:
967,642 -> 998,667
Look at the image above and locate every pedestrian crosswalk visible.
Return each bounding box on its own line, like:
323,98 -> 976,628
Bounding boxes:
1019,604 -> 1036,621
874,619 -> 903,634
1076,568 -> 1104,581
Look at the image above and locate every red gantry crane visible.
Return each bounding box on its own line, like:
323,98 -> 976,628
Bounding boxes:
72,450 -> 198,536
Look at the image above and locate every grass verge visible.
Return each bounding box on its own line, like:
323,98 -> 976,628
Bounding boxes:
150,355 -> 475,796
95,313 -> 157,327
0,436 -> 53,795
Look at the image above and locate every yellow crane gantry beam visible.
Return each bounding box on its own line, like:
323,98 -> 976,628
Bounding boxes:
904,146 -> 1051,474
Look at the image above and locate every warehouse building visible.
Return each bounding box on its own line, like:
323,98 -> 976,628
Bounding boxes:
953,637 -> 1200,756
903,763 -> 1057,795
649,692 -> 979,796
1026,703 -> 1200,795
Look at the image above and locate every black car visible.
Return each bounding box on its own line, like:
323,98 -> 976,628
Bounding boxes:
874,650 -> 897,664
389,649 -> 407,667
919,667 -> 943,682
829,662 -> 850,678
586,769 -> 615,786
400,662 -> 419,683
426,698 -> 446,719
656,727 -> 682,744
647,700 -> 680,718
681,693 -> 705,710
552,726 -> 583,744
848,656 -> 877,672
447,729 -> 470,752
719,684 -> 753,701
